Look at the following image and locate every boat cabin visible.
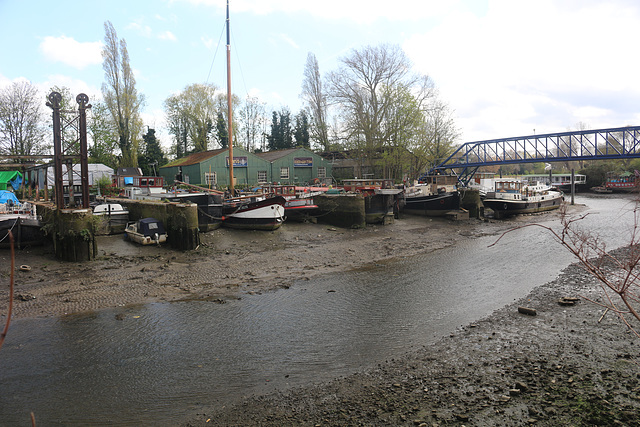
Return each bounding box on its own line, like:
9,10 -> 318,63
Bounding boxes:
604,171 -> 638,191
261,184 -> 298,197
495,180 -> 523,193
342,179 -> 395,194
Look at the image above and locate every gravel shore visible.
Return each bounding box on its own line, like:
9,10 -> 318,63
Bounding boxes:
183,251 -> 640,426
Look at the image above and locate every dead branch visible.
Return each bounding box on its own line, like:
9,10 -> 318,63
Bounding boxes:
490,202 -> 640,337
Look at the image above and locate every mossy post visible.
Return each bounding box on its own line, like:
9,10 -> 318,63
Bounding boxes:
314,193 -> 366,228
459,188 -> 484,219
41,207 -> 97,262
165,203 -> 200,250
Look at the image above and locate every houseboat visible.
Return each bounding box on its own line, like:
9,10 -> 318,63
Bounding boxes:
483,179 -> 564,218
524,173 -> 587,191
596,171 -> 639,193
403,174 -> 460,216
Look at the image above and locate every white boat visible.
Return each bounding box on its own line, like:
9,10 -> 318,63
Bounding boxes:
0,191 -> 44,249
483,179 -> 564,218
93,203 -> 129,235
222,195 -> 286,230
124,218 -> 167,245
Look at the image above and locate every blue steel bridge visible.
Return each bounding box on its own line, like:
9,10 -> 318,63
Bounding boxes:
421,125 -> 640,186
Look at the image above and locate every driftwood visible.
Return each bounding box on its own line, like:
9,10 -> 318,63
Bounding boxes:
518,306 -> 537,316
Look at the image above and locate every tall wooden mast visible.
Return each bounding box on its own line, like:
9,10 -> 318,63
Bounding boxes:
226,0 -> 235,196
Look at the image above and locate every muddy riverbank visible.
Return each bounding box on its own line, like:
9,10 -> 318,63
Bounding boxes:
0,213 -> 532,320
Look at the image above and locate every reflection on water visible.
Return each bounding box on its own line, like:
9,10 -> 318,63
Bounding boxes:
0,195 -> 636,425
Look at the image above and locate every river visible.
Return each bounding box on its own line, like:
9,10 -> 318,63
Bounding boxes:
0,194 -> 637,425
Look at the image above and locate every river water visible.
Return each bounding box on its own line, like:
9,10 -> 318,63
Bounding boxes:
0,194 -> 637,425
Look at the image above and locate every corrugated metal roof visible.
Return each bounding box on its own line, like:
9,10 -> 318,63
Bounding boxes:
256,148 -> 301,162
162,148 -> 228,168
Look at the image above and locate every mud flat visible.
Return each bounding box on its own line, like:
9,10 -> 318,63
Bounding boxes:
0,214 -> 519,320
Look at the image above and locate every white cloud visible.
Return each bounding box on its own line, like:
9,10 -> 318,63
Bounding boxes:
404,0 -> 640,141
40,74 -> 101,102
127,22 -> 153,38
39,36 -> 102,70
278,33 -> 299,50
158,31 -> 177,41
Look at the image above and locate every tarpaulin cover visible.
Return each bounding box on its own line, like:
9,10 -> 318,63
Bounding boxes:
0,190 -> 20,205
0,171 -> 23,190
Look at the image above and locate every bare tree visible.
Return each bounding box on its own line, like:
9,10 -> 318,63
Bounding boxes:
101,21 -> 145,167
415,98 -> 460,172
327,44 -> 436,176
301,52 -> 330,151
491,204 -> 640,337
238,96 -> 266,151
0,81 -> 47,159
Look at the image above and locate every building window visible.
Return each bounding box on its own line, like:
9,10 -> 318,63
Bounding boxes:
280,167 -> 289,180
257,171 -> 267,183
205,172 -> 217,186
317,167 -> 326,179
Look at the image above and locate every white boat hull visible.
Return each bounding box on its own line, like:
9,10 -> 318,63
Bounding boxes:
222,196 -> 286,230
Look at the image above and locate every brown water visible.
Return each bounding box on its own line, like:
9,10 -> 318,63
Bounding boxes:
0,195 -> 636,425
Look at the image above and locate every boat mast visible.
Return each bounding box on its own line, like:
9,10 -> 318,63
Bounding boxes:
226,0 -> 235,196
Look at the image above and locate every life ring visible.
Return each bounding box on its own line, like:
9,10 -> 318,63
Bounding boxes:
440,199 -> 445,204
503,203 -> 508,210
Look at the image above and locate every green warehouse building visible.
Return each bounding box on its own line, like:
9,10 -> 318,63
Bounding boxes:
159,147 -> 332,189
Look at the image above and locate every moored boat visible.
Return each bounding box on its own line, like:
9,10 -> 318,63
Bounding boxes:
402,174 -> 460,217
261,184 -> 322,222
0,191 -> 44,249
597,171 -> 639,193
222,195 -> 286,230
124,218 -> 168,245
483,179 -> 563,218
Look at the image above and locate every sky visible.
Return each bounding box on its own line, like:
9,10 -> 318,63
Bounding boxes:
1,0 -> 640,153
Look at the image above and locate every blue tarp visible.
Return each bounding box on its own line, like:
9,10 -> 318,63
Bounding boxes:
0,190 -> 20,205
124,177 -> 134,185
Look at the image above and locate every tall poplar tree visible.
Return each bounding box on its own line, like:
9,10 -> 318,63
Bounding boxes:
301,52 -> 330,151
101,21 -> 145,167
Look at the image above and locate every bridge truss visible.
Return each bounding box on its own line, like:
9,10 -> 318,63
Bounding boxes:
422,125 -> 640,186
